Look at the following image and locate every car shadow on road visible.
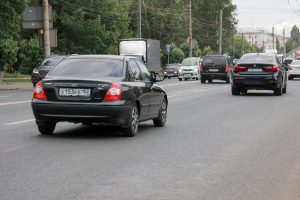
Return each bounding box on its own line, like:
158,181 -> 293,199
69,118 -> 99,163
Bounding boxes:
36,123 -> 155,139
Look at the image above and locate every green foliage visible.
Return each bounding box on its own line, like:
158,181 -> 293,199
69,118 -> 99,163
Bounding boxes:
224,36 -> 259,59
17,37 -> 43,73
3,72 -> 31,78
169,44 -> 185,63
0,0 -> 28,40
202,46 -> 213,56
0,39 -> 18,72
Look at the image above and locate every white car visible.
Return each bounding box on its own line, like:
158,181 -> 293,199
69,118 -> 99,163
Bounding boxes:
288,59 -> 300,80
178,57 -> 201,81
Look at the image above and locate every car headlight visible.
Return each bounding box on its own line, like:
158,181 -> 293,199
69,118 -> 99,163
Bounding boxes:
174,71 -> 177,74
179,69 -> 182,73
32,68 -> 39,74
164,71 -> 167,74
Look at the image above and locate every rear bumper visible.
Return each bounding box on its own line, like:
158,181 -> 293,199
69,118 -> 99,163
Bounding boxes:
232,74 -> 279,90
201,72 -> 229,79
31,100 -> 132,126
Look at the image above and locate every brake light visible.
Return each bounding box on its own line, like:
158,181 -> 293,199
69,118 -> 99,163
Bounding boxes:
225,65 -> 230,72
263,65 -> 279,72
200,63 -> 203,73
234,65 -> 247,72
103,83 -> 121,101
33,81 -> 47,100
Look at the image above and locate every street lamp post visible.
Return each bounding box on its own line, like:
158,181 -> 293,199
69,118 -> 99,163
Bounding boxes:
219,4 -> 230,55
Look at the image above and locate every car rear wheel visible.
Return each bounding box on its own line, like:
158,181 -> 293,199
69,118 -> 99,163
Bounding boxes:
179,78 -> 182,81
226,77 -> 230,84
283,83 -> 287,94
37,121 -> 56,135
168,76 -> 171,79
274,85 -> 283,96
201,77 -> 205,83
241,89 -> 247,94
231,85 -> 240,95
208,79 -> 212,83
123,104 -> 139,137
153,98 -> 167,127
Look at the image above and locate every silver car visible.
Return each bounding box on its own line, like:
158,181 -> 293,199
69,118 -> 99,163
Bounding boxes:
288,59 -> 300,80
178,57 -> 201,81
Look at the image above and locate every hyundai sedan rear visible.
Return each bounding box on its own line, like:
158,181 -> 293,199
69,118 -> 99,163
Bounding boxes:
31,55 -> 168,137
231,53 -> 288,96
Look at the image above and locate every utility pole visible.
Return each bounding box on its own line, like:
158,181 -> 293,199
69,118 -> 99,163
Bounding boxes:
283,28 -> 286,55
137,0 -> 142,38
188,0 -> 193,57
219,9 -> 223,55
43,0 -> 51,57
241,33 -> 244,56
272,27 -> 275,49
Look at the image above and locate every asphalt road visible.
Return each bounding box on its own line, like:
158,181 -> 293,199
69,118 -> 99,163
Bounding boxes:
1,78 -> 300,200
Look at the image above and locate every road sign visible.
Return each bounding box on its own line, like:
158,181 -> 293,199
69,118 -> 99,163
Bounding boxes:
22,6 -> 53,29
165,44 -> 171,53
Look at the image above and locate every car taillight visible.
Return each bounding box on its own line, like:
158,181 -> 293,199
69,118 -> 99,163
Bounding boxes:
263,65 -> 279,72
233,65 -> 247,72
225,65 -> 230,72
33,81 -> 47,100
200,63 -> 203,72
103,83 -> 121,101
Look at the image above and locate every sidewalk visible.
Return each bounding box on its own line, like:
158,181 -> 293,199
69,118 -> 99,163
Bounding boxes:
0,81 -> 33,91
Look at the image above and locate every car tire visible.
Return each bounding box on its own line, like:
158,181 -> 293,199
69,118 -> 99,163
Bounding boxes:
37,121 -> 56,135
184,78 -> 187,81
241,89 -> 247,94
153,98 -> 167,127
274,85 -> 283,96
201,77 -> 205,83
283,84 -> 287,94
168,76 -> 171,79
208,79 -> 212,83
179,78 -> 182,81
231,85 -> 240,95
196,77 -> 199,80
123,104 -> 139,137
288,76 -> 293,80
226,77 -> 230,84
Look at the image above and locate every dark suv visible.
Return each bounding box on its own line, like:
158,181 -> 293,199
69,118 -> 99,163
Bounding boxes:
200,55 -> 231,83
231,53 -> 288,96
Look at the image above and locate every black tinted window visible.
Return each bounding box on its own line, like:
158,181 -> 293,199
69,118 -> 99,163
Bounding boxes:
239,54 -> 275,64
48,58 -> 124,77
128,60 -> 142,80
203,57 -> 226,65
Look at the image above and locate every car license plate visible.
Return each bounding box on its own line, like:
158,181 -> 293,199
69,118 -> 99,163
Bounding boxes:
248,68 -> 262,72
209,69 -> 218,72
59,88 -> 91,97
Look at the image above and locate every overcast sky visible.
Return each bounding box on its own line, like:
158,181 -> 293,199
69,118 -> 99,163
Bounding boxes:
232,0 -> 300,35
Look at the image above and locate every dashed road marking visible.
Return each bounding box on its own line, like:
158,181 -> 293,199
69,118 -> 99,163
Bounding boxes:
6,119 -> 35,126
0,100 -> 31,106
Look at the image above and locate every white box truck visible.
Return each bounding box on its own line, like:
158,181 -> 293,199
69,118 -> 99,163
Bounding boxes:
118,38 -> 161,72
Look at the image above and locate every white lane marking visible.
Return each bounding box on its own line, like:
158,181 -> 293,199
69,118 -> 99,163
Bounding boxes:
224,86 -> 229,88
160,81 -> 197,87
0,95 -> 11,98
0,100 -> 31,106
6,119 -> 35,125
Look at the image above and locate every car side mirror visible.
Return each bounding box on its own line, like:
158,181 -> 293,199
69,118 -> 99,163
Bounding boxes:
150,71 -> 164,82
284,66 -> 289,71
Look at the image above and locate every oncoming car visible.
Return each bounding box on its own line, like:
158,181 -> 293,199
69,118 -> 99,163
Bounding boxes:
31,55 -> 168,137
178,57 -> 201,81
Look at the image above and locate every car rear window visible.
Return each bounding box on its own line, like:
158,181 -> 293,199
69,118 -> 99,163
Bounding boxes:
181,58 -> 199,66
48,58 -> 124,78
239,54 -> 275,64
203,57 -> 226,65
42,57 -> 64,66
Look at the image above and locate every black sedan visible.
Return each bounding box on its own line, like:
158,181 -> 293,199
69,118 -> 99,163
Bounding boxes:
231,53 -> 288,96
31,56 -> 66,87
31,55 -> 168,137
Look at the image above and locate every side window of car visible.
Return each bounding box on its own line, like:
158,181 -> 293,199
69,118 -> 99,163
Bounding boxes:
136,60 -> 150,81
128,60 -> 142,81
